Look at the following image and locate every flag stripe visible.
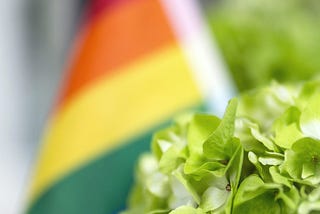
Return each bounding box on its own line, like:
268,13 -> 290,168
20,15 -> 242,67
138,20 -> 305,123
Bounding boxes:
87,0 -> 131,20
27,111 -> 204,214
30,44 -> 203,203
58,0 -> 175,109
27,126 -> 161,214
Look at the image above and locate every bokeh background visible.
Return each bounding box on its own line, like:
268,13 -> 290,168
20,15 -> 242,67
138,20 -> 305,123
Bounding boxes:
1,0 -> 83,213
0,0 -> 319,213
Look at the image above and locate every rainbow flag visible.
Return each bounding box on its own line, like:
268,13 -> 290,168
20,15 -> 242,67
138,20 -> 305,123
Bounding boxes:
27,0 -> 234,213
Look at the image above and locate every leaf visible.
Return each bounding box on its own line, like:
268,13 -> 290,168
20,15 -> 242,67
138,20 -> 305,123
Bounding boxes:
250,124 -> 275,151
200,186 -> 230,212
269,166 -> 291,188
169,206 -> 204,214
124,154 -> 168,213
298,201 -> 320,214
184,153 -> 225,180
152,126 -> 180,160
256,151 -> 284,166
275,185 -> 300,211
184,114 -> 225,180
159,145 -> 185,174
170,165 -> 200,207
187,114 -> 221,155
273,106 -> 303,149
226,141 -> 244,188
300,93 -> 320,140
298,186 -> 320,214
280,137 -> 320,185
203,98 -> 238,160
248,152 -> 271,181
235,117 -> 270,153
147,210 -> 170,214
233,175 -> 282,214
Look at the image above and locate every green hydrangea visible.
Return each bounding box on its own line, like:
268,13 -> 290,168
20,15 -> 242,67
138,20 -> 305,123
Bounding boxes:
122,80 -> 320,214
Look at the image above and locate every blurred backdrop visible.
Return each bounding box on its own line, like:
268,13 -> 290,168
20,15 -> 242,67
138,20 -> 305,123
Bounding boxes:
0,0 -> 83,213
0,0 -> 319,213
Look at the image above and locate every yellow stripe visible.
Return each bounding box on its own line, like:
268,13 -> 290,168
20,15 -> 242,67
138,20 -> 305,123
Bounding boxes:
30,44 -> 202,202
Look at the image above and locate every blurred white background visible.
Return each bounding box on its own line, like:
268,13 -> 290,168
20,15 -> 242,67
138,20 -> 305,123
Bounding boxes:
0,0 -> 81,212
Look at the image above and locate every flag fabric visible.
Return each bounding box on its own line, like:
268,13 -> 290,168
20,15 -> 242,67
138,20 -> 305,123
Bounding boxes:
27,0 -> 234,213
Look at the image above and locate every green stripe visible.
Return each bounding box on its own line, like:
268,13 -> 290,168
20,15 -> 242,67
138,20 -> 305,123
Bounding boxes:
27,104 -> 206,214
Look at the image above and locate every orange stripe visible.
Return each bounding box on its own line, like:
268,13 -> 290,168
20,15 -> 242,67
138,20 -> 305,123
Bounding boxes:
58,0 -> 175,109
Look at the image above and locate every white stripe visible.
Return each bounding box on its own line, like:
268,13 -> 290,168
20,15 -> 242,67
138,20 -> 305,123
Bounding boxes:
160,0 -> 237,116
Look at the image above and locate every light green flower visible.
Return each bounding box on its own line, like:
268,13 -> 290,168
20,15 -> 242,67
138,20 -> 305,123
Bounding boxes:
123,80 -> 320,213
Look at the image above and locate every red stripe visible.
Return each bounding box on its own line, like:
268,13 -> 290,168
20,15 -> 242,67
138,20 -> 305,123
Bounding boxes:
87,0 -> 130,20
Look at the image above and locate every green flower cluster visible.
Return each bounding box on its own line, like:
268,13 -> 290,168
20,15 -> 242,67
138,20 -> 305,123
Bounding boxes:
123,80 -> 320,214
